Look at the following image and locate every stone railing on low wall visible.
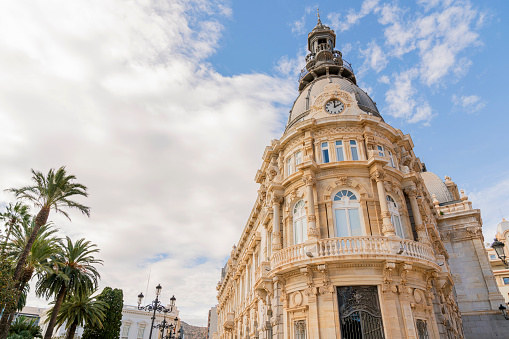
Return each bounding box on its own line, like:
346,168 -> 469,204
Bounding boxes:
271,236 -> 436,271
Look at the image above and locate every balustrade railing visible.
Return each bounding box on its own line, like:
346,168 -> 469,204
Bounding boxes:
271,236 -> 436,270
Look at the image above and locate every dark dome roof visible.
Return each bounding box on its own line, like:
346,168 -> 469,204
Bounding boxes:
286,76 -> 382,129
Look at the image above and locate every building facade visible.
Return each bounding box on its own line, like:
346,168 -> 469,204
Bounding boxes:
120,304 -> 181,339
215,18 -> 509,339
487,219 -> 509,303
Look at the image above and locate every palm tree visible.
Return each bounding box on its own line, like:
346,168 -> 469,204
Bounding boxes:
7,316 -> 42,339
0,222 -> 61,332
0,202 -> 31,254
5,166 -> 90,287
36,237 -> 102,339
50,290 -> 107,339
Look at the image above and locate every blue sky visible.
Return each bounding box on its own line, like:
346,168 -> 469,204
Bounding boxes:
209,0 -> 509,230
0,0 -> 508,327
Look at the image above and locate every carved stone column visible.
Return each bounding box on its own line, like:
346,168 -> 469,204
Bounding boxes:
404,186 -> 431,246
303,174 -> 320,239
272,196 -> 283,251
371,170 -> 396,236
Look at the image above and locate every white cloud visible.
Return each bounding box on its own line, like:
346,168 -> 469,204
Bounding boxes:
291,6 -> 314,36
384,69 -> 434,123
327,0 -> 380,32
469,176 -> 509,241
0,0 -> 295,326
359,41 -> 388,73
452,94 -> 486,113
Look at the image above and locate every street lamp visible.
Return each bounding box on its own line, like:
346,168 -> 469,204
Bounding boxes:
491,240 -> 508,267
137,284 -> 179,339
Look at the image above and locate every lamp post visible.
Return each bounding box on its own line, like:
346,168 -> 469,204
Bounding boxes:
491,240 -> 509,267
137,284 -> 178,339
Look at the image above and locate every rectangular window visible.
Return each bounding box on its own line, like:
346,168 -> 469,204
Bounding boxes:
490,254 -> 497,260
416,319 -> 430,339
392,214 -> 404,238
335,209 -> 348,237
388,150 -> 395,168
350,140 -> 359,160
121,324 -> 131,339
321,142 -> 330,163
377,145 -> 385,157
335,140 -> 345,161
295,151 -> 302,166
287,157 -> 293,176
294,320 -> 306,339
137,325 -> 145,339
503,277 -> 509,285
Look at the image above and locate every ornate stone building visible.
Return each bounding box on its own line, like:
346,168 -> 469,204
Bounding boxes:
215,18 -> 509,339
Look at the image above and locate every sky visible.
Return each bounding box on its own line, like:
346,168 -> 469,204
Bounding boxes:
0,0 -> 508,327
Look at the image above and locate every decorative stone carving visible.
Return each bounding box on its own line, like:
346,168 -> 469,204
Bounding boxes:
371,169 -> 385,182
400,263 -> 412,286
302,174 -> 316,186
384,262 -> 396,284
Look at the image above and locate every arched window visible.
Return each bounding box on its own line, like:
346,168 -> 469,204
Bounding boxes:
386,195 -> 404,237
333,190 -> 362,237
293,200 -> 307,244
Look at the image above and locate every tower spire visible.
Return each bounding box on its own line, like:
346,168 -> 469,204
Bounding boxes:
316,7 -> 322,25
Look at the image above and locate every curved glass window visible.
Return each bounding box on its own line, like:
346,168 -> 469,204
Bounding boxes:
293,200 -> 307,244
386,195 -> 404,237
333,190 -> 362,237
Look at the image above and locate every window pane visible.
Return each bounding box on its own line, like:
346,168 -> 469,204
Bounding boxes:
393,215 -> 403,237
287,158 -> 292,176
294,320 -> 306,339
378,145 -> 385,157
490,254 -> 497,260
348,209 -> 362,236
389,151 -> 395,167
295,151 -> 302,165
322,149 -> 329,163
350,140 -> 359,160
335,209 -> 349,237
504,277 -> 509,285
336,143 -> 344,161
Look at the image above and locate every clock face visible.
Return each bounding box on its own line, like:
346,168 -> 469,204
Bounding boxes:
324,99 -> 345,114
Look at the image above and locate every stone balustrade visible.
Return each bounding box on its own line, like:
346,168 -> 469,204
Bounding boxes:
271,236 -> 437,272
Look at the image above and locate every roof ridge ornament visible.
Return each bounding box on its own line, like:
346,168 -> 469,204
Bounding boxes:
316,7 -> 322,25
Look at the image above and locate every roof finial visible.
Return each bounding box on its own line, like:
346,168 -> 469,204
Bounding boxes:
316,7 -> 322,25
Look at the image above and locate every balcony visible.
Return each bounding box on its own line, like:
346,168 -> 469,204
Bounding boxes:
270,236 -> 437,273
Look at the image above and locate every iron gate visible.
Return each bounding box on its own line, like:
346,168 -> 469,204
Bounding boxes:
337,286 -> 385,339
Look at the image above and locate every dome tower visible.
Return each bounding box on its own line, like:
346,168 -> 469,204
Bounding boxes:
299,12 -> 356,91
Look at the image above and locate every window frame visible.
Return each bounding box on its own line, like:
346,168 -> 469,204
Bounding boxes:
332,190 -> 363,237
377,145 -> 385,157
386,195 -> 404,238
335,140 -> 345,162
293,200 -> 308,245
350,140 -> 359,161
293,319 -> 307,339
321,142 -> 330,164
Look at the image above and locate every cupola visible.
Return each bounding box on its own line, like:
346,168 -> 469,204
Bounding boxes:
299,10 -> 356,91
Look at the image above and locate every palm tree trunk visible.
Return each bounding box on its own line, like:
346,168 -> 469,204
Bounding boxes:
0,305 -> 14,339
65,320 -> 78,339
44,284 -> 67,339
0,279 -> 29,339
12,207 -> 49,284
